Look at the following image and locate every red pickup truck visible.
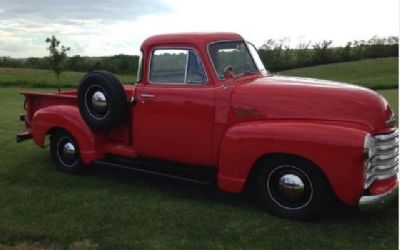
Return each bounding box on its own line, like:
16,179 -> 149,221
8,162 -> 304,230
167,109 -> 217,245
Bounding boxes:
17,33 -> 398,220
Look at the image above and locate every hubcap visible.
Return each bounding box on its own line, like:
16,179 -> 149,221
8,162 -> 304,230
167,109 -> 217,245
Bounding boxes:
62,142 -> 76,162
91,91 -> 108,114
278,174 -> 305,201
57,137 -> 77,167
84,85 -> 109,119
267,165 -> 313,210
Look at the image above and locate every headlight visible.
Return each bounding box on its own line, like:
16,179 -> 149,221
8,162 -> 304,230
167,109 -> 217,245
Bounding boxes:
385,108 -> 396,128
363,134 -> 375,160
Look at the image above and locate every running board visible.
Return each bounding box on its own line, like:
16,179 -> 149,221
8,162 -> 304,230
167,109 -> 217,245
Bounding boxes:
93,155 -> 217,185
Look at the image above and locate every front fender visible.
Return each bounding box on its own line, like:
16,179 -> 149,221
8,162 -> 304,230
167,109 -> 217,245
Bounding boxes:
31,105 -> 105,164
218,121 -> 367,206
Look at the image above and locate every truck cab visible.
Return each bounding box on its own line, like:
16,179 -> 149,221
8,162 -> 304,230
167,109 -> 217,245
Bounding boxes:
17,33 -> 398,220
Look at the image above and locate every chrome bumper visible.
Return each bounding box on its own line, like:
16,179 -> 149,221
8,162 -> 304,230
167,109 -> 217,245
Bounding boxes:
359,183 -> 398,211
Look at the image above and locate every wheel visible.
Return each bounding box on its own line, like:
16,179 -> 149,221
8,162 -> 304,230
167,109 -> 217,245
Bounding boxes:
78,71 -> 127,130
255,156 -> 332,220
50,130 -> 83,173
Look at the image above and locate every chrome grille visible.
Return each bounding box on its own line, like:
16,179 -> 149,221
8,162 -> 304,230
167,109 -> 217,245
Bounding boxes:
365,129 -> 399,188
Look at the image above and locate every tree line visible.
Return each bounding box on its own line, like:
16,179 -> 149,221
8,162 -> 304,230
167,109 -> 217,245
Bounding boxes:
258,36 -> 398,71
0,35 -> 397,74
0,54 -> 139,75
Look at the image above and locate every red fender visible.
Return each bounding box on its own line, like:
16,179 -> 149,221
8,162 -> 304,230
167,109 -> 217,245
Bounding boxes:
218,121 -> 367,206
31,105 -> 105,164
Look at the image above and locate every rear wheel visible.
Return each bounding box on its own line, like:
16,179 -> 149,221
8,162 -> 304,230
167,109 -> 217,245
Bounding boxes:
256,156 -> 331,220
50,130 -> 83,174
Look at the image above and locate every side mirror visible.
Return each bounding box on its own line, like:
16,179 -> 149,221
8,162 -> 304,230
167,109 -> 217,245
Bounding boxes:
223,65 -> 234,80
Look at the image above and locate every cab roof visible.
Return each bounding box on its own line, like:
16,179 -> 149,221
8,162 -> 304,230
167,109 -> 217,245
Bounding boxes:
140,32 -> 243,50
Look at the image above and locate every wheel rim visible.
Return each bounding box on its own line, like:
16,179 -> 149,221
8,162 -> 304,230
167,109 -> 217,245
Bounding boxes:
267,165 -> 313,210
56,136 -> 77,167
84,85 -> 109,119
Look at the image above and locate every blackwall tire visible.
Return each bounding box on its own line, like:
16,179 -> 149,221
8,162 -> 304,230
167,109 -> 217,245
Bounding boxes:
50,130 -> 83,174
78,71 -> 127,130
256,155 -> 332,221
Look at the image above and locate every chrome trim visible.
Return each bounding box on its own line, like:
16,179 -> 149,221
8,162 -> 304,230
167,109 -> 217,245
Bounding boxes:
359,184 -> 398,211
364,129 -> 399,188
376,141 -> 397,152
136,50 -> 143,83
375,130 -> 398,140
147,47 -> 208,85
184,51 -> 189,83
140,93 -> 155,98
372,148 -> 398,162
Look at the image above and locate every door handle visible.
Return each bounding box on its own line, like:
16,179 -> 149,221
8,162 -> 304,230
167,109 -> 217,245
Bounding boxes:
140,93 -> 155,98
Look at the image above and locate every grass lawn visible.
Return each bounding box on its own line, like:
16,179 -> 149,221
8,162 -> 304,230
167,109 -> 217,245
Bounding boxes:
0,87 -> 398,250
0,67 -> 135,89
280,57 -> 399,90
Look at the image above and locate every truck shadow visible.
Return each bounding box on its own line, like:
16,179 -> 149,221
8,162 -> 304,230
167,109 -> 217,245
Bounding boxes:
85,163 -> 398,223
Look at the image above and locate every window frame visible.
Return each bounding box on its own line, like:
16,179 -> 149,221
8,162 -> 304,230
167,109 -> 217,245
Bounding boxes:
136,50 -> 144,83
147,47 -> 208,85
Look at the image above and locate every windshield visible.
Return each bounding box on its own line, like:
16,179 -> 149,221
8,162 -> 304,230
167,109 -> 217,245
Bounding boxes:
208,40 -> 267,79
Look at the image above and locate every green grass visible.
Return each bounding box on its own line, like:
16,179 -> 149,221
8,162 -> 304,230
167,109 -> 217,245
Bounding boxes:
280,58 -> 399,90
0,87 -> 398,249
0,67 -> 136,88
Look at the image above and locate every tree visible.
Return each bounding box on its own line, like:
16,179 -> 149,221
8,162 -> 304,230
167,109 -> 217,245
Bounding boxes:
45,35 -> 70,82
312,40 -> 333,64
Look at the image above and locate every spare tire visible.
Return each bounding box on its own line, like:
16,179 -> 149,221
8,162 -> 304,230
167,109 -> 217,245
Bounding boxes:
77,71 -> 127,130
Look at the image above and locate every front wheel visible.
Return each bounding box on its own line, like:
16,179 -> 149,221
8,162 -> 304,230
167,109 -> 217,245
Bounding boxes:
256,156 -> 332,220
50,130 -> 83,174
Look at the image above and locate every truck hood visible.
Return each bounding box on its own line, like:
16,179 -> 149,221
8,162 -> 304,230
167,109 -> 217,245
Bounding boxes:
230,76 -> 390,131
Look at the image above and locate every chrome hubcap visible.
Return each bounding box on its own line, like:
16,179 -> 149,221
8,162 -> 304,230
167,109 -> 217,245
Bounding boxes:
91,91 -> 108,114
57,137 -> 77,167
62,142 -> 76,162
267,165 -> 313,210
84,85 -> 109,119
278,174 -> 305,201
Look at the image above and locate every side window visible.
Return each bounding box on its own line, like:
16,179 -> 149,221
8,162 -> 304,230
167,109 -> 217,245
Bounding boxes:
149,48 -> 206,84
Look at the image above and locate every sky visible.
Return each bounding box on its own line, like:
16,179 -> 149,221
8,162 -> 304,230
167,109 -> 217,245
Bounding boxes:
0,0 -> 398,57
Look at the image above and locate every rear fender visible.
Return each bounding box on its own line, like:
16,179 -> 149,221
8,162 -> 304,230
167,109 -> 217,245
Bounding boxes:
218,121 -> 367,206
31,105 -> 105,164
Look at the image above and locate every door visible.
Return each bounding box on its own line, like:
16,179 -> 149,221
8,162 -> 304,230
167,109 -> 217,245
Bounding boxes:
133,48 -> 215,166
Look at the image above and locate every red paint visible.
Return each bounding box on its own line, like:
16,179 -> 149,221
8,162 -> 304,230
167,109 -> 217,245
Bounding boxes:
369,176 -> 398,195
19,33 -> 397,207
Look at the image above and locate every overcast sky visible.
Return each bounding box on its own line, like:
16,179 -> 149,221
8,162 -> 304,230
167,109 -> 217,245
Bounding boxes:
0,0 -> 398,57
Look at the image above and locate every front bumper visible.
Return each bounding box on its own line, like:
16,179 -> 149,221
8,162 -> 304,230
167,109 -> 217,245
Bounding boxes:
359,182 -> 398,211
